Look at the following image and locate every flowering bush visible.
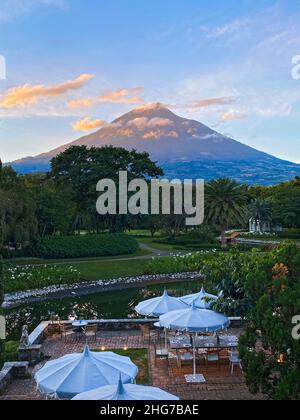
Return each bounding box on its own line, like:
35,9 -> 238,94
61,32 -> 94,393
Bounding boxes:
146,250 -> 218,274
3,264 -> 81,293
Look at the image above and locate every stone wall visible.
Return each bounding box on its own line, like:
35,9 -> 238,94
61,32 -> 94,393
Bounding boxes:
0,362 -> 29,395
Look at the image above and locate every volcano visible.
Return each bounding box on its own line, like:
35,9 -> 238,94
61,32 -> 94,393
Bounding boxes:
8,103 -> 300,185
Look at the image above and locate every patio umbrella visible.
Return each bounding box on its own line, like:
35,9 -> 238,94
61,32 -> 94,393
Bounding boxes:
135,289 -> 188,317
35,346 -> 138,399
180,287 -> 218,309
159,303 -> 230,380
136,290 -> 188,349
72,377 -> 179,401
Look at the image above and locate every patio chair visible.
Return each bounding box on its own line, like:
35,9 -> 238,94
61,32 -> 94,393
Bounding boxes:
167,350 -> 178,367
60,325 -> 75,343
139,324 -> 157,344
84,324 -> 98,343
204,350 -> 222,368
179,350 -> 193,367
154,343 -> 169,366
229,352 -> 243,375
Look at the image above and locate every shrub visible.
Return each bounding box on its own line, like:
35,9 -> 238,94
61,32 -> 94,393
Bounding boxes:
146,251 -> 218,275
0,341 -> 19,368
278,228 -> 300,240
33,234 -> 139,259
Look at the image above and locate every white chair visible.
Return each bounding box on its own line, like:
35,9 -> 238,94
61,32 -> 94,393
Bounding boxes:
229,352 -> 242,375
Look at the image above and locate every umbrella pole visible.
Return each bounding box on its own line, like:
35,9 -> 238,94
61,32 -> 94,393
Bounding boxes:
164,328 -> 168,351
193,333 -> 196,378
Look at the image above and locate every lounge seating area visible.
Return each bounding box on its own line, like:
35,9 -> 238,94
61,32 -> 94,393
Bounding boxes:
0,288 -> 263,400
0,321 -> 260,401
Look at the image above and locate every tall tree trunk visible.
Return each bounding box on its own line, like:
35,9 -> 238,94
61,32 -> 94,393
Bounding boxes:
221,225 -> 227,249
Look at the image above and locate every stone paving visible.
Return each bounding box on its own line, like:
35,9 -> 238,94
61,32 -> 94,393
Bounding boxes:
0,329 -> 266,400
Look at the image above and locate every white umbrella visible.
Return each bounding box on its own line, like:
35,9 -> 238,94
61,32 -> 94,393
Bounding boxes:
135,289 -> 188,317
72,377 -> 179,401
180,287 -> 218,309
136,290 -> 188,350
159,304 -> 230,380
35,346 -> 138,399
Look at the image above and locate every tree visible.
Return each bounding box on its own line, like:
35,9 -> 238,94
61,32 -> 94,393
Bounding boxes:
239,242 -> 300,400
0,165 -> 37,250
205,179 -> 248,248
249,198 -> 273,230
50,146 -> 164,233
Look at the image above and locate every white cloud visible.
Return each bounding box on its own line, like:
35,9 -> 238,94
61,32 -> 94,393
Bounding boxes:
0,0 -> 67,22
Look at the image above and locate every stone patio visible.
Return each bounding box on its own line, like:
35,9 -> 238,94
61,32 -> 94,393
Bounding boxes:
0,329 -> 266,400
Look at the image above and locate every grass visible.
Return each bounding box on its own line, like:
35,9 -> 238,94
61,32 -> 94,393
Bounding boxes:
77,259 -> 148,281
94,348 -> 149,385
0,341 -> 19,368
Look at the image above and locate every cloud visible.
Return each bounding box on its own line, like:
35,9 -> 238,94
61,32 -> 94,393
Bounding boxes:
68,87 -> 144,109
72,117 -> 107,132
0,0 -> 67,22
99,87 -> 144,104
1,74 -> 94,108
188,96 -> 236,108
147,117 -> 173,127
126,117 -> 173,129
204,18 -> 253,39
220,110 -> 248,122
68,98 -> 95,109
143,130 -> 178,140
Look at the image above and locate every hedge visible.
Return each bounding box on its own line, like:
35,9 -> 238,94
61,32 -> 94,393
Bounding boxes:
33,234 -> 139,259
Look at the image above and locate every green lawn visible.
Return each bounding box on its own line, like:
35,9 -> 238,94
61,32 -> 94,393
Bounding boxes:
93,348 -> 149,384
77,258 -> 148,281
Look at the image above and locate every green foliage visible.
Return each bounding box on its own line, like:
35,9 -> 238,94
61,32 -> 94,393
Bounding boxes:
205,179 -> 248,247
278,228 -> 300,240
0,166 -> 37,251
50,145 -> 163,234
238,242 -> 300,400
4,264 -> 81,293
94,349 -> 149,385
146,251 -> 210,275
0,258 -> 4,366
33,233 -> 139,259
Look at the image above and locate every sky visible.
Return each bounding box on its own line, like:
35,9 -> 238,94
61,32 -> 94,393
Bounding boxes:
0,0 -> 300,163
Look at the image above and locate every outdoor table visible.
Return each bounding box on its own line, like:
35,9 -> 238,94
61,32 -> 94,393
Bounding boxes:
169,335 -> 239,350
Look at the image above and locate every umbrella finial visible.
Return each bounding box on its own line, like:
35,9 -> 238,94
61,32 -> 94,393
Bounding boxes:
83,345 -> 90,356
116,375 -> 126,397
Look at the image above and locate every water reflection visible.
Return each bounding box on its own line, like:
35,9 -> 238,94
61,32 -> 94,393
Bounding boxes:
4,281 -> 203,340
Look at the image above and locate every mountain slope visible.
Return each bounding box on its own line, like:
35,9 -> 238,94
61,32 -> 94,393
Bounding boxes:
8,103 -> 300,185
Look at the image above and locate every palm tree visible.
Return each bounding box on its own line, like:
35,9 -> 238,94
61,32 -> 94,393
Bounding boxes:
205,179 -> 248,248
249,198 -> 273,231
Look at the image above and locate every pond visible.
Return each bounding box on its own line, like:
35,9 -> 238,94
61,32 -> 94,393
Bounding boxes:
4,280 -> 204,340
